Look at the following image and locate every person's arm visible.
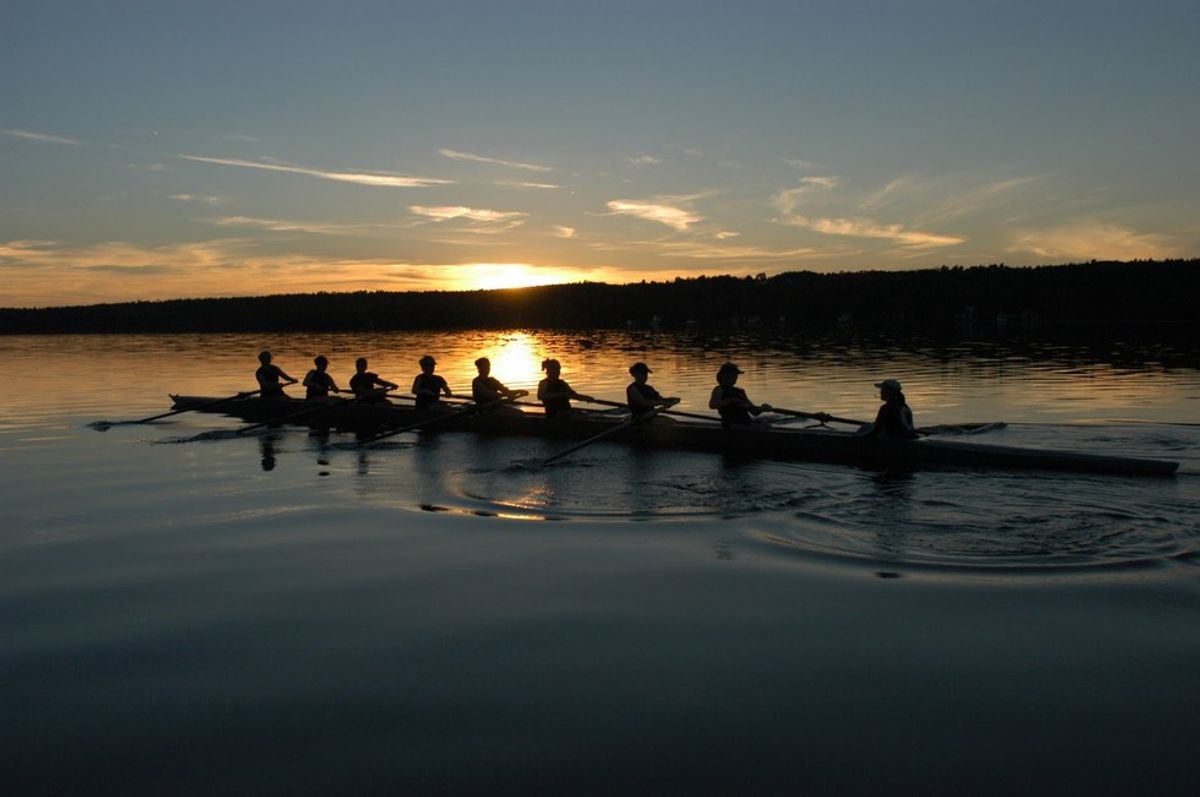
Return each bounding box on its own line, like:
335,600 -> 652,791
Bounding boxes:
440,377 -> 454,398
708,386 -> 724,411
302,370 -> 317,388
378,376 -> 398,391
746,396 -> 775,415
496,380 -> 526,400
276,367 -> 298,384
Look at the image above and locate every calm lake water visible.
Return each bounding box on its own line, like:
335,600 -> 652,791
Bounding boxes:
3,330 -> 1198,794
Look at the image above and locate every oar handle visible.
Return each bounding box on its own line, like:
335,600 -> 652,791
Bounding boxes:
583,395 -> 721,424
771,407 -> 869,426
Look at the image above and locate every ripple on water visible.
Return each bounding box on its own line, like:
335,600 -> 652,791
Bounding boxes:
746,466 -> 1200,574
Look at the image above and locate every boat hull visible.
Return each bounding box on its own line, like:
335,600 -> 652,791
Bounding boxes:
169,395 -> 1180,476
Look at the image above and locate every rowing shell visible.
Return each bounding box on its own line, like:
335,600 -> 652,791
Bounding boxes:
169,395 -> 1180,477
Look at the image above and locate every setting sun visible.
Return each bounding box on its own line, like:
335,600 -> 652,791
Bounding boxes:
454,263 -> 574,292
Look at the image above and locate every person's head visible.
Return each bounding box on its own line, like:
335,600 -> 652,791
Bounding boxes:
419,354 -> 436,373
716,362 -> 742,386
355,357 -> 368,373
258,350 -> 272,365
475,357 -> 491,376
629,361 -> 652,383
541,358 -> 561,377
875,378 -> 903,400
314,355 -> 328,371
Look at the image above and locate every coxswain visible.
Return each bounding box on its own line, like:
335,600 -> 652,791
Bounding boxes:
255,350 -> 298,398
864,379 -> 919,439
626,362 -> 679,418
708,362 -> 772,427
412,355 -> 454,411
302,355 -> 340,400
472,357 -> 527,407
349,357 -> 398,404
537,359 -> 592,418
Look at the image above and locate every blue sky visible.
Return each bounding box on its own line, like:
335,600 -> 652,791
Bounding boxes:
2,0 -> 1197,306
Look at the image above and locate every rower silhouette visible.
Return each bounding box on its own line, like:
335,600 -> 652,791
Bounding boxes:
537,358 -> 592,418
625,361 -> 679,418
302,355 -> 340,399
472,357 -> 527,408
709,362 -> 772,428
863,379 -> 919,439
350,357 -> 398,404
412,355 -> 453,410
255,350 -> 297,398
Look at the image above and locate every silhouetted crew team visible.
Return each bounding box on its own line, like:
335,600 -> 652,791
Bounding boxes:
251,350 -> 917,438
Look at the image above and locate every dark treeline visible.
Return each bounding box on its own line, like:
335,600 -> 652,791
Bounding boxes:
2,260 -> 1197,334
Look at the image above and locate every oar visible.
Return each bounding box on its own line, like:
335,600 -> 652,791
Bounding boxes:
223,388 -> 379,437
543,409 -> 660,466
771,406 -> 1002,436
357,395 -> 515,447
231,395 -> 362,436
583,396 -> 719,424
770,407 -> 868,426
89,390 -> 262,430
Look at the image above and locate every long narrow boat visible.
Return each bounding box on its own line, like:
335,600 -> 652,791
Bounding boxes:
169,395 -> 1180,476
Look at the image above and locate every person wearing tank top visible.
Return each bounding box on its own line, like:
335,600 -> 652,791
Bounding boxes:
537,359 -> 592,418
708,362 -> 772,428
255,350 -> 297,398
412,355 -> 453,411
303,355 -> 339,400
625,361 -> 679,418
349,357 -> 398,404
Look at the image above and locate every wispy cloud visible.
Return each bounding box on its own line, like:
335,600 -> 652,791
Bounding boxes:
178,154 -> 453,188
649,241 -> 822,260
626,155 -> 662,166
221,133 -> 261,143
0,239 -> 60,259
772,176 -> 840,217
209,215 -> 391,236
551,225 -> 576,239
2,128 -> 81,146
408,205 -> 529,233
854,173 -> 1043,222
606,198 -> 702,232
589,237 -> 827,262
169,193 -> 224,206
496,180 -> 560,190
792,216 -> 964,248
1007,222 -> 1180,260
772,176 -> 962,247
782,158 -> 816,170
859,178 -> 909,211
437,148 -> 552,172
0,237 -> 496,305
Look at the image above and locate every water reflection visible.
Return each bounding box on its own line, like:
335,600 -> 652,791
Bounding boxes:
3,330 -> 1198,573
259,434 -> 277,471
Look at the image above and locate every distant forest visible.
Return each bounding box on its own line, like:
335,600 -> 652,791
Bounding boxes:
2,260 -> 1198,335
